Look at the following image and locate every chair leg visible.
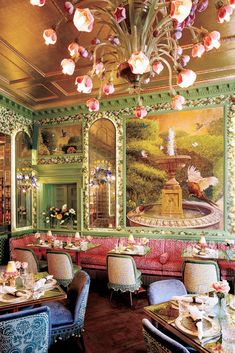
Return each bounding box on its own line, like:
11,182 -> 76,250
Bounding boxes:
110,289 -> 113,302
129,291 -> 133,307
79,332 -> 86,353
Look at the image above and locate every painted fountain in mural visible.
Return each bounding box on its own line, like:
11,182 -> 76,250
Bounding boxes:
127,128 -> 222,229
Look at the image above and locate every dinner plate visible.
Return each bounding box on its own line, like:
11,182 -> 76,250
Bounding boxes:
43,279 -> 57,290
0,290 -> 31,303
38,243 -> 51,248
175,315 -> 220,338
64,245 -> 80,250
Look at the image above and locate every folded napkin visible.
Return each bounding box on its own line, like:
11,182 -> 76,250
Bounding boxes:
188,305 -> 204,340
33,278 -> 46,292
0,285 -> 16,295
172,295 -> 204,304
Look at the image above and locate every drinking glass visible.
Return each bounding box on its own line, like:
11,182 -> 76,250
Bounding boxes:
24,273 -> 35,290
221,317 -> 235,352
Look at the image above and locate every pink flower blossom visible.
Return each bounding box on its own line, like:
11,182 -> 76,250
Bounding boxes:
30,0 -> 46,6
86,98 -> 99,112
134,106 -> 148,119
211,280 -> 230,294
170,0 -> 192,23
217,5 -> 233,23
177,69 -> 196,88
43,28 -> 57,45
64,1 -> 74,15
229,0 -> 235,9
78,46 -> 89,58
95,62 -> 104,75
15,261 -> 21,270
108,35 -> 120,46
171,95 -> 185,110
87,236 -> 93,242
68,42 -> 79,56
191,43 -> 205,58
152,61 -> 164,75
113,7 -> 126,23
61,59 -> 75,75
22,262 -> 28,270
75,75 -> 93,93
203,31 -> 221,51
91,38 -> 101,45
103,82 -> 115,95
128,51 -> 150,75
73,8 -> 94,32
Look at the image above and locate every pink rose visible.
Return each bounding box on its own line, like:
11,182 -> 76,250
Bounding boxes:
43,29 -> 57,45
78,46 -> 89,58
211,280 -> 230,294
134,106 -> 148,119
68,42 -> 79,57
229,0 -> 235,9
30,0 -> 45,6
128,51 -> 150,75
191,43 -> 205,58
203,31 -> 221,51
86,98 -> 99,112
94,62 -> 104,75
113,7 -> 126,23
15,261 -> 21,270
217,6 -> 233,23
75,75 -> 93,93
22,262 -> 28,270
177,69 -> 196,88
152,61 -> 164,75
73,8 -> 94,32
103,82 -> 115,95
64,1 -> 74,15
61,59 -> 75,75
171,95 -> 185,110
170,0 -> 192,23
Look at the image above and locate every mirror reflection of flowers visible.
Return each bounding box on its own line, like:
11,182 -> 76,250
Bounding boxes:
90,161 -> 114,187
42,204 -> 76,228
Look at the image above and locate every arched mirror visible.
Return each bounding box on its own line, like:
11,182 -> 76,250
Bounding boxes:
89,119 -> 116,228
15,131 -> 33,228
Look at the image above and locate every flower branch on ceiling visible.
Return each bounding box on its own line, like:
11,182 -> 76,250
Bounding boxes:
30,0 -> 235,117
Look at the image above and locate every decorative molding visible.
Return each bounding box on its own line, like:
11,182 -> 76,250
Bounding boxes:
37,153 -> 83,165
0,106 -> 32,135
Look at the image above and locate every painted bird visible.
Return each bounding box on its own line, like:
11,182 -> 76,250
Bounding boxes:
187,166 -> 218,207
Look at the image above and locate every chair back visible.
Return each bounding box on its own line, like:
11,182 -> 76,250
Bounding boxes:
106,254 -> 138,286
67,270 -> 90,324
0,306 -> 50,353
47,251 -> 74,286
142,318 -> 190,353
182,259 -> 220,293
148,279 -> 187,305
15,247 -> 39,274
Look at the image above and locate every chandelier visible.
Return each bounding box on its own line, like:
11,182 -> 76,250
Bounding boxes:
30,0 -> 235,117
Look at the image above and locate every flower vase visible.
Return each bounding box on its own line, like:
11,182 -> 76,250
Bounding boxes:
214,297 -> 227,320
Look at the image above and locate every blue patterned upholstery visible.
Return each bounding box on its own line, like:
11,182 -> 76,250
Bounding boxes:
142,318 -> 190,353
148,279 -> 187,305
47,250 -> 81,287
106,254 -> 142,306
0,306 -> 50,353
45,270 -> 90,346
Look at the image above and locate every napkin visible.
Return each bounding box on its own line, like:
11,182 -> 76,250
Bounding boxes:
33,278 -> 46,292
0,285 -> 16,295
172,295 -> 204,304
188,305 -> 204,340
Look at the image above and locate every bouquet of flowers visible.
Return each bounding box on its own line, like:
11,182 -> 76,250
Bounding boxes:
42,204 -> 76,228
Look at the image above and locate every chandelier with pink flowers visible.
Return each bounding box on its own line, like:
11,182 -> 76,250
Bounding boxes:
30,0 -> 235,117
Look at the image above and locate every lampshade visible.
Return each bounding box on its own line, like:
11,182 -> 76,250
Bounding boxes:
5,261 -> 17,273
30,1 -> 235,116
47,230 -> 52,237
75,231 -> 80,239
199,236 -> 207,246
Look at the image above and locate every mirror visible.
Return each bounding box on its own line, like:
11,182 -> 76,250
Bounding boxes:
41,183 -> 77,230
15,131 -> 33,228
89,118 -> 116,228
0,133 -> 11,231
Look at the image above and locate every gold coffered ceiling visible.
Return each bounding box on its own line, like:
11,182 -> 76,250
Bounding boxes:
0,1 -> 235,111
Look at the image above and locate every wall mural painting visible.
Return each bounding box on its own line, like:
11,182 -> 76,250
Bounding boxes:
126,107 -> 224,230
38,124 -> 82,156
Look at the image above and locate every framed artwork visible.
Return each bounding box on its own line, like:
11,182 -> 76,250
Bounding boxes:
38,124 -> 82,156
126,107 -> 224,230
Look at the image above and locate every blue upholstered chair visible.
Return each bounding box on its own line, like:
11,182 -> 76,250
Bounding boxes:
182,259 -> 220,294
106,253 -> 142,306
0,306 -> 50,353
47,250 -> 81,287
142,318 -> 190,353
148,279 -> 187,305
44,270 -> 90,348
15,247 -> 47,273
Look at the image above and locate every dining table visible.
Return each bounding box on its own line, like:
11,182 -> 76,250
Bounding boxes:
27,241 -> 100,265
108,244 -> 151,256
144,294 -> 235,353
0,272 -> 66,312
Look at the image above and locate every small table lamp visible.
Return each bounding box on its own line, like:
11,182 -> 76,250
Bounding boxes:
199,236 -> 207,250
5,261 -> 17,273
